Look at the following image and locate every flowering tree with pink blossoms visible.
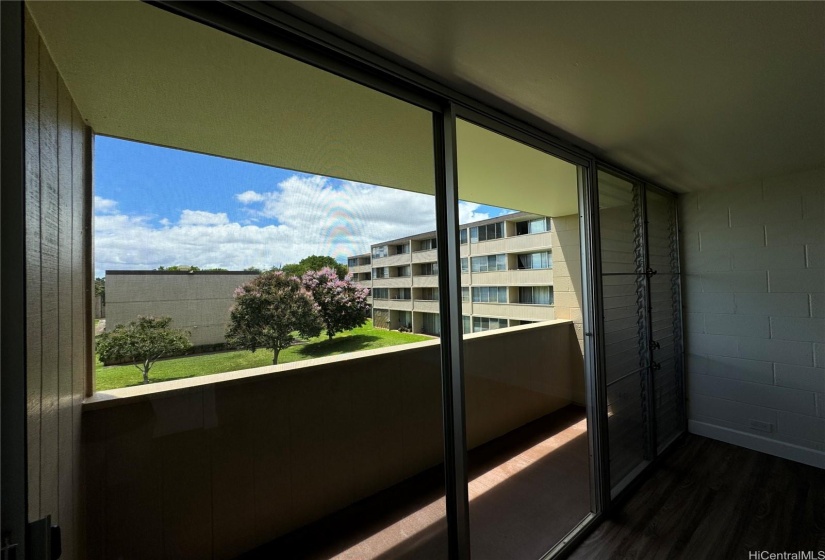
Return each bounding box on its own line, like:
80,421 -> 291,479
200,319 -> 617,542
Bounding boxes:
226,271 -> 323,364
302,267 -> 371,339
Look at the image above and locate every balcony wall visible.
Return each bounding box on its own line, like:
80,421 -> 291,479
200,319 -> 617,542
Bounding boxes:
372,277 -> 412,288
82,322 -> 578,559
471,302 -> 555,321
412,275 -> 439,288
349,264 -> 371,274
503,231 -> 553,252
372,253 -> 411,267
413,299 -> 440,313
469,268 -> 553,286
411,248 -> 438,263
384,298 -> 414,311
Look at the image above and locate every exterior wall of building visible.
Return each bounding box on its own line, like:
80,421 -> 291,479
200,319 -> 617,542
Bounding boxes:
361,212 -> 560,336
679,167 -> 824,467
105,271 -> 258,347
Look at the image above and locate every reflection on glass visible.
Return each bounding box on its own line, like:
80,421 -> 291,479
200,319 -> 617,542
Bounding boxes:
67,0 -> 451,557
457,118 -> 591,558
597,170 -> 650,493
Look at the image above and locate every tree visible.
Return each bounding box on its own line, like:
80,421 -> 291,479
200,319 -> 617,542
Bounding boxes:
302,267 -> 370,339
282,255 -> 347,280
156,265 -> 201,271
96,316 -> 192,384
225,271 -> 323,364
94,277 -> 105,302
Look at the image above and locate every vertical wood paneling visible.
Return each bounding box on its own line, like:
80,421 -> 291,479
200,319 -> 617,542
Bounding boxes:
57,78 -> 75,544
24,13 -> 42,521
71,105 -> 88,560
38,33 -> 61,522
25,12 -> 90,558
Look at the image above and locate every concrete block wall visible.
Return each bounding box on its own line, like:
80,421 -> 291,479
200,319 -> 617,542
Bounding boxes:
679,167 -> 824,467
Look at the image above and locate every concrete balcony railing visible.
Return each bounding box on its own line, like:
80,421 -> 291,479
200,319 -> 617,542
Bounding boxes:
412,275 -> 439,288
413,299 -> 439,313
465,231 -> 553,256
349,264 -> 371,274
411,249 -> 438,264
372,253 -> 412,267
372,277 -> 412,288
468,268 -> 554,286
471,302 -> 555,321
383,298 -> 413,311
503,231 -> 553,252
82,321 -> 580,560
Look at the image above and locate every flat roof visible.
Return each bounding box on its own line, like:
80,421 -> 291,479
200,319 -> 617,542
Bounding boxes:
370,210 -> 544,248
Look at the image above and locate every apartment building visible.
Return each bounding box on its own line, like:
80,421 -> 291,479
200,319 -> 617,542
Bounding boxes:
348,212 -> 556,335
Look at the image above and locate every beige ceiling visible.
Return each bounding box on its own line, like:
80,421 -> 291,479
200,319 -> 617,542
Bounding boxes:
288,1 -> 825,193
26,1 -> 580,217
26,1 -> 436,196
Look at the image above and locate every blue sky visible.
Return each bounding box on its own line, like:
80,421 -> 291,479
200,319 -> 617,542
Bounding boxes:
93,136 -> 513,277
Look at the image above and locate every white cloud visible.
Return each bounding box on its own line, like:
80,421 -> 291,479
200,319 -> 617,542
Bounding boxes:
94,196 -> 118,214
236,190 -> 265,204
178,210 -> 229,226
94,174 -> 495,277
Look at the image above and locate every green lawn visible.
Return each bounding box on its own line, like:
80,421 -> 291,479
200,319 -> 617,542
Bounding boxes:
95,321 -> 431,391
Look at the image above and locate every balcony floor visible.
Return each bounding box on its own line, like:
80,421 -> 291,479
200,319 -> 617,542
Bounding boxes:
242,405 -> 590,559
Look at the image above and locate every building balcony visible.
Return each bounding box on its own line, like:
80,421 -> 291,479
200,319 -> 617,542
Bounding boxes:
83,322 -> 585,559
471,302 -> 556,321
372,253 -> 412,267
412,275 -> 439,288
468,268 -> 554,286
372,277 -> 413,288
413,299 -> 439,313
380,298 -> 413,311
411,248 -> 438,263
349,264 -> 371,274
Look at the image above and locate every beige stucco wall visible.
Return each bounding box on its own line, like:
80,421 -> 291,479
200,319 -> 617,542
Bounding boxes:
105,272 -> 258,347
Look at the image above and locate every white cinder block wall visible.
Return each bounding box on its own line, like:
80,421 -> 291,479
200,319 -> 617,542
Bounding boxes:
679,167 -> 824,468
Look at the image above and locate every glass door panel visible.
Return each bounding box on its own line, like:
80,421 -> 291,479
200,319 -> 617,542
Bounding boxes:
597,170 -> 651,494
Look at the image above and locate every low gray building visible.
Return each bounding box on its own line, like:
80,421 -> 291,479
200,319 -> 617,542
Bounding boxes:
105,270 -> 258,347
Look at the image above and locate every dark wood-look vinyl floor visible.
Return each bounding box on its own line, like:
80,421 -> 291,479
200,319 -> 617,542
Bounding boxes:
569,435 -> 825,560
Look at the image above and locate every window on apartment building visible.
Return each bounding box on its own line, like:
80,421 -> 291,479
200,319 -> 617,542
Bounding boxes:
470,222 -> 504,243
460,257 -> 469,273
373,267 -> 390,279
397,265 -> 411,277
421,312 -> 440,335
419,238 -> 437,250
372,288 -> 389,299
515,217 -> 551,235
372,245 -> 388,259
348,257 -> 359,267
517,251 -> 552,270
518,286 -> 553,305
419,288 -> 439,301
461,287 -> 470,302
394,243 -> 410,255
462,315 -> 471,334
392,288 -> 411,300
472,316 -> 508,332
470,254 -> 506,272
419,262 -> 438,275
460,228 -> 468,244
472,286 -> 508,304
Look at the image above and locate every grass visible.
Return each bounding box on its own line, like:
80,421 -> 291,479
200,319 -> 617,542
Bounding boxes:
95,321 -> 431,391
